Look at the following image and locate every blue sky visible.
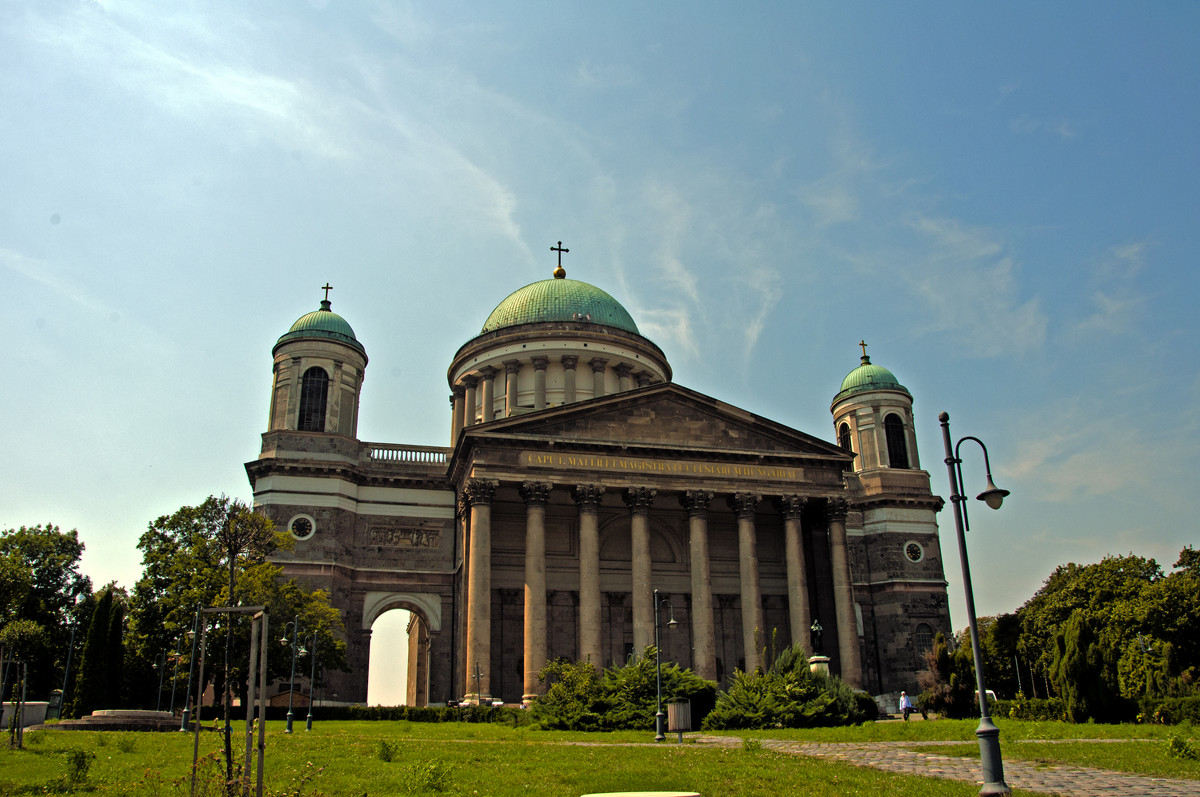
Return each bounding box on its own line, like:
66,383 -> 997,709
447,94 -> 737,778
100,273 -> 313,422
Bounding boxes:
4,1 -> 1198,655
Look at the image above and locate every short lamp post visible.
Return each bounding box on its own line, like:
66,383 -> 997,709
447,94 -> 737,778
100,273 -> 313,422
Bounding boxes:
653,589 -> 677,742
180,607 -> 199,731
304,632 -> 318,731
939,411 -> 1011,796
281,617 -> 305,734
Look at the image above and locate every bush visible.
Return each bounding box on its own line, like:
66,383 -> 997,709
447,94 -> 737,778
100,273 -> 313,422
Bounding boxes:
1141,696 -> 1200,725
993,696 -> 1066,721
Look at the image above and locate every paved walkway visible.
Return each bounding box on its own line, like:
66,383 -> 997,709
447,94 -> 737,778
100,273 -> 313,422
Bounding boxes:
695,736 -> 1200,796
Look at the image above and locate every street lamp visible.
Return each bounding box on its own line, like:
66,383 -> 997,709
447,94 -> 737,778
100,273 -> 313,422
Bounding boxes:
168,634 -> 183,715
304,632 -> 319,731
153,650 -> 168,712
281,616 -> 305,733
939,411 -> 1011,796
652,589 -> 678,742
180,606 -> 200,732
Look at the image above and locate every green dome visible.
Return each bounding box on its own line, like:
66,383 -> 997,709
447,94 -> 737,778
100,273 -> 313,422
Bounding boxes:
481,277 -> 639,335
275,300 -> 366,355
834,355 -> 910,404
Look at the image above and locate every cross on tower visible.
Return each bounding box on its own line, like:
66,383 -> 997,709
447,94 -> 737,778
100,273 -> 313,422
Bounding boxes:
859,339 -> 869,358
551,241 -> 569,267
321,283 -> 333,302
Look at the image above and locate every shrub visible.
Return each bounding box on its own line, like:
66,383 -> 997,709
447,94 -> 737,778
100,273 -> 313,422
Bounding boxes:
1166,734 -> 1198,760
378,739 -> 399,763
65,749 -> 96,785
1142,696 -> 1200,725
994,696 -> 1065,721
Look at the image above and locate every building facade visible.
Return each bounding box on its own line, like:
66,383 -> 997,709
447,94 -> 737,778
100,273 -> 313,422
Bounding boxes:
245,266 -> 952,705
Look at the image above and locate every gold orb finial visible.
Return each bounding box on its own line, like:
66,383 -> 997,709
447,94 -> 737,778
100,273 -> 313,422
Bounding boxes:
551,241 -> 569,279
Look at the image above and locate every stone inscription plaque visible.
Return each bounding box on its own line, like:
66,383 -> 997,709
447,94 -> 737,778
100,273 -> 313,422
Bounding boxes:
520,451 -> 805,482
368,526 -> 441,548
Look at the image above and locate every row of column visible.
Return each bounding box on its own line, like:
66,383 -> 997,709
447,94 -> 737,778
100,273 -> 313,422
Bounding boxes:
450,356 -> 654,440
460,479 -> 863,705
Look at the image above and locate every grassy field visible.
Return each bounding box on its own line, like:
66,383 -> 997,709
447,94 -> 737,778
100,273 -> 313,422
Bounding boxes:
1,719 -> 1194,796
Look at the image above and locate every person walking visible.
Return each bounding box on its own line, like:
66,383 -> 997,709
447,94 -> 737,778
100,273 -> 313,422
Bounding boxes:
899,691 -> 913,721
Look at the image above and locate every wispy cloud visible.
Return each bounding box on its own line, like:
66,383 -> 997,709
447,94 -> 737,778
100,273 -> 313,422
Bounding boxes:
1010,114 -> 1077,140
0,248 -> 113,317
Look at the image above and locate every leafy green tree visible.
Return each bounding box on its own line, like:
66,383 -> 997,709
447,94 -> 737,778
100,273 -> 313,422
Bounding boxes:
1051,610 -> 1119,722
0,525 -> 91,698
917,631 -> 976,719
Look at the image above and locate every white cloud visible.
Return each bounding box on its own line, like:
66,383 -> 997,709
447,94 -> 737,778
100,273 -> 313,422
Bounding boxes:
1009,114 -> 1077,140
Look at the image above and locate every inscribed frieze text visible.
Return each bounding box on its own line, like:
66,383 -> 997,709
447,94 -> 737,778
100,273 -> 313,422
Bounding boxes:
520,451 -> 803,481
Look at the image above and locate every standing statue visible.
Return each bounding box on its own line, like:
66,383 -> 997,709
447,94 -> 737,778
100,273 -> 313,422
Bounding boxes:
810,619 -> 824,654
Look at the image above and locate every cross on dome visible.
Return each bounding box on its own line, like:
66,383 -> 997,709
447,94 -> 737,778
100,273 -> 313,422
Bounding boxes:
551,241 -> 569,279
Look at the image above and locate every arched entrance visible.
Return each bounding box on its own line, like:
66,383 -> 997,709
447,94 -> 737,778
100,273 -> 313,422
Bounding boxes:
362,592 -> 442,707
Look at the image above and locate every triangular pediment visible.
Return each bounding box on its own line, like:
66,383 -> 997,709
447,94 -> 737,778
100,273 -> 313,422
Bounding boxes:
459,382 -> 849,462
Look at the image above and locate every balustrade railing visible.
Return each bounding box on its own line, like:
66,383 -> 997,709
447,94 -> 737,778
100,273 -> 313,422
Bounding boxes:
364,443 -> 450,466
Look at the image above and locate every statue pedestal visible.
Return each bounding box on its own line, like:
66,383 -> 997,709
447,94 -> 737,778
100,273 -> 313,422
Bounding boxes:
808,655 -> 831,676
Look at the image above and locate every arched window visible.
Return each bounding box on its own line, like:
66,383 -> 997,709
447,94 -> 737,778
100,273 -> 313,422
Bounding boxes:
298,367 -> 329,432
838,422 -> 853,452
884,413 -> 909,469
914,623 -> 934,657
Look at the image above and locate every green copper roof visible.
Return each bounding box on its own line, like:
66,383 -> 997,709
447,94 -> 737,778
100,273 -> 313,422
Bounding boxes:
834,355 -> 910,403
481,277 -> 639,335
276,300 -> 366,354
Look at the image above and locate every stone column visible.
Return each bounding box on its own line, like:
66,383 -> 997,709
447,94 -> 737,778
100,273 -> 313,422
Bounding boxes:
561,356 -> 578,403
590,358 -> 608,398
478,367 -> 497,423
463,376 -> 479,428
450,391 -> 464,444
624,487 -> 657,654
777,495 -> 810,653
503,360 -> 521,417
729,492 -> 763,674
463,479 -> 497,702
287,357 -> 301,429
827,497 -> 863,688
680,490 -> 716,680
635,371 -> 653,388
532,357 -> 549,410
614,363 -> 634,393
572,484 -> 605,668
519,481 -> 551,704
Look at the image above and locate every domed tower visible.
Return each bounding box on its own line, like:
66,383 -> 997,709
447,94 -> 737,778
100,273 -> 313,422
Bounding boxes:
268,291 -> 368,437
446,258 -> 671,443
830,344 -> 919,472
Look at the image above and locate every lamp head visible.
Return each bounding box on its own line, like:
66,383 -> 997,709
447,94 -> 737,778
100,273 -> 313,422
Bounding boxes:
666,616 -> 678,629
976,478 -> 1010,510
280,636 -> 290,646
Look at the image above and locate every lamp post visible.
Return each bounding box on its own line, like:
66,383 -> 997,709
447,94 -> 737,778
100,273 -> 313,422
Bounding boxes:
281,616 -> 304,733
154,650 -> 168,712
305,632 -> 318,731
939,411 -> 1011,796
652,589 -> 678,742
59,621 -> 77,716
168,634 -> 183,715
180,606 -> 199,731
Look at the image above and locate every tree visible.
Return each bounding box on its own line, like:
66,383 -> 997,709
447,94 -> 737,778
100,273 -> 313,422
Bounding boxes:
1051,610 -> 1119,722
917,631 -> 976,719
70,586 -> 125,718
0,525 -> 91,699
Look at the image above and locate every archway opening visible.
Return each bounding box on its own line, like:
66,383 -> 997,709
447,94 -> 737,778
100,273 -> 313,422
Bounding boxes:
367,609 -> 411,706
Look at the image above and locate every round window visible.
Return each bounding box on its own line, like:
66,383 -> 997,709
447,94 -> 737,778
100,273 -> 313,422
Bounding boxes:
289,515 -> 315,541
904,541 -> 924,563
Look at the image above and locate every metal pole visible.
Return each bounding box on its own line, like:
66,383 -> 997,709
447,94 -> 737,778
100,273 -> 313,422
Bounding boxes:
305,635 -> 317,731
654,589 -> 665,742
245,615 -> 260,797
285,616 -> 299,733
190,619 -> 208,797
940,411 -> 1010,796
181,607 -> 199,731
155,651 -> 167,712
60,625 -> 76,716
256,611 -> 269,797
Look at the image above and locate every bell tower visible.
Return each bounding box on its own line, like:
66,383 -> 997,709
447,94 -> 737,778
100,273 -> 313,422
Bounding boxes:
830,341 -> 918,472
268,286 -> 367,437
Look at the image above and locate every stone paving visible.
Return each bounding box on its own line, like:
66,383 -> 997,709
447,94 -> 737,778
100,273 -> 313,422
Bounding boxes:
692,736 -> 1200,796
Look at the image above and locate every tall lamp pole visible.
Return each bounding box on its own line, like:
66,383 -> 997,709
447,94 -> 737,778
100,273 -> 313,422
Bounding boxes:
281,616 -> 304,733
940,411 -> 1011,797
154,651 -> 168,712
180,606 -> 199,731
652,589 -> 677,742
305,633 -> 318,731
168,634 -> 183,715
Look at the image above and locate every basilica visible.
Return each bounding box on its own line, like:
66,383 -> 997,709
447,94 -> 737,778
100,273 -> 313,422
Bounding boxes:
245,257 -> 952,706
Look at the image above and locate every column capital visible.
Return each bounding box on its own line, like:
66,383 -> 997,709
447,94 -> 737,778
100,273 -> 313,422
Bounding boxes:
519,481 -> 553,506
479,365 -> 498,378
622,486 -> 657,513
571,484 -> 606,510
613,363 -> 634,378
463,479 -> 499,507
826,496 -> 850,521
457,492 -> 469,519
634,371 -> 653,387
532,356 -> 550,371
679,490 -> 714,517
589,357 -> 608,373
776,494 -> 808,519
462,375 -> 479,389
728,492 -> 760,518
452,385 -> 465,398
503,359 -> 522,376
560,355 -> 578,370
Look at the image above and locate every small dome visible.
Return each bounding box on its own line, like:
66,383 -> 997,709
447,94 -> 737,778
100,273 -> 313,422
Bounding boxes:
833,355 -> 910,404
480,277 -> 639,335
275,300 -> 366,355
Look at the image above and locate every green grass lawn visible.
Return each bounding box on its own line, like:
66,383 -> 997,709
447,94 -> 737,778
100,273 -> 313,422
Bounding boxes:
1,719 -> 1193,796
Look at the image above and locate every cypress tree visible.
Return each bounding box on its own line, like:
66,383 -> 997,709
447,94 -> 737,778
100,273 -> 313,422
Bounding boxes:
69,587 -> 112,718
